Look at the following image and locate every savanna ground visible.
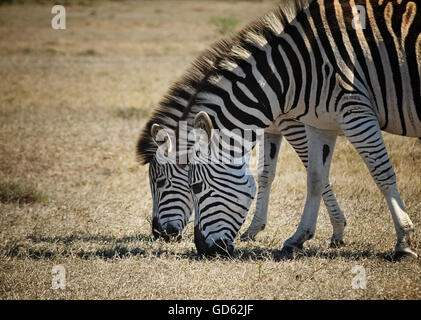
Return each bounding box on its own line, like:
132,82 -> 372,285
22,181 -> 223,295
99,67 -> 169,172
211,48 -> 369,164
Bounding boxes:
0,0 -> 420,300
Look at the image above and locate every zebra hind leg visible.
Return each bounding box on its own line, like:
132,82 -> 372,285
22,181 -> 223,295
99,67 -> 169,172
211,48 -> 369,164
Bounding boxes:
340,111 -> 417,261
321,184 -> 347,248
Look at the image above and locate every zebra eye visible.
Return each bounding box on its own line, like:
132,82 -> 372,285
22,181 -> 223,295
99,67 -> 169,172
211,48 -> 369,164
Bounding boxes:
191,182 -> 203,194
156,178 -> 166,188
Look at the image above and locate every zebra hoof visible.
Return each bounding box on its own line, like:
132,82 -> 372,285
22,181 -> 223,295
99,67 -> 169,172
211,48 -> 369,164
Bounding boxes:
240,232 -> 256,241
240,224 -> 265,241
278,245 -> 304,260
392,249 -> 418,262
329,239 -> 345,248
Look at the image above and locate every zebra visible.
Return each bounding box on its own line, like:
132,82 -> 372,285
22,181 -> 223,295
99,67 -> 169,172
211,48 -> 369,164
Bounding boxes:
137,103 -> 193,241
174,0 -> 420,260
136,36 -> 347,244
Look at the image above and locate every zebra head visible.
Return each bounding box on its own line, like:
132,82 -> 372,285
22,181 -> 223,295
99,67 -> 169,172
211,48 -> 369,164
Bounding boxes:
188,112 -> 256,256
149,124 -> 194,241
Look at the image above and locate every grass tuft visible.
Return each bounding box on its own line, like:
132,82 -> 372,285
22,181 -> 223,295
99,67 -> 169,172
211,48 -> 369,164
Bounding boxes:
209,15 -> 239,35
0,181 -> 49,205
115,107 -> 150,120
77,49 -> 98,56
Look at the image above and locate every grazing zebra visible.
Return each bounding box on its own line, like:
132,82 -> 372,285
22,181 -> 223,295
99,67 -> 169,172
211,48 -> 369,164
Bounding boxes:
136,39 -> 346,244
175,0 -> 420,260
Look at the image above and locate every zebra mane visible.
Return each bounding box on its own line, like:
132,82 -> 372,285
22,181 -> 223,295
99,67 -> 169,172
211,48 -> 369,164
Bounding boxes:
136,0 -> 314,165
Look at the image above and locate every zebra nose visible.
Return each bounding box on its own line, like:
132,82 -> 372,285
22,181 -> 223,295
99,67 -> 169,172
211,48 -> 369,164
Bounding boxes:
162,222 -> 182,241
152,218 -> 182,241
194,226 -> 234,256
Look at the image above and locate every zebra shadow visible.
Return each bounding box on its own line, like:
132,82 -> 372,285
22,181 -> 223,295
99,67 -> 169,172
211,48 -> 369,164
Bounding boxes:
26,233 -> 154,244
232,246 -> 396,262
4,234 -> 397,262
4,233 -> 162,260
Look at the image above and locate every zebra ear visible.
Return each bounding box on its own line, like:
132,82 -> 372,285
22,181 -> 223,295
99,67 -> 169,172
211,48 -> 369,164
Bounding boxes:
150,124 -> 172,155
194,111 -> 213,145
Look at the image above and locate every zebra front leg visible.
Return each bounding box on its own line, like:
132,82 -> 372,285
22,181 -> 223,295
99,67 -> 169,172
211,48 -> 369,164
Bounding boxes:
340,111 -> 417,261
281,125 -> 338,258
240,132 -> 282,240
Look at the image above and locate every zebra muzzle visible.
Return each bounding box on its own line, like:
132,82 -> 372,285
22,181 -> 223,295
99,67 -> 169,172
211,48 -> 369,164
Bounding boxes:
194,225 -> 234,257
152,217 -> 182,242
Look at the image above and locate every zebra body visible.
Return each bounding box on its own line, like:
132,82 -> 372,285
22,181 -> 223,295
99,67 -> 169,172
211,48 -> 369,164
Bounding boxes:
178,0 -> 420,259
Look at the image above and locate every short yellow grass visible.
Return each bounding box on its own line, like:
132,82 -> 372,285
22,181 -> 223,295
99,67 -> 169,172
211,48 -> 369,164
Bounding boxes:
0,0 -> 420,299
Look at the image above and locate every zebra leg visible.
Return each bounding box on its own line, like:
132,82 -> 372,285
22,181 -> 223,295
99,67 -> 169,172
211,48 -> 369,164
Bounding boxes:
281,126 -> 347,248
281,125 -> 338,258
323,185 -> 347,248
240,132 -> 283,240
340,113 -> 417,261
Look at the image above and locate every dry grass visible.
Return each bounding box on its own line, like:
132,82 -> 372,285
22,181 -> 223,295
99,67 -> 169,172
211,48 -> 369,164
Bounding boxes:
0,0 -> 420,300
